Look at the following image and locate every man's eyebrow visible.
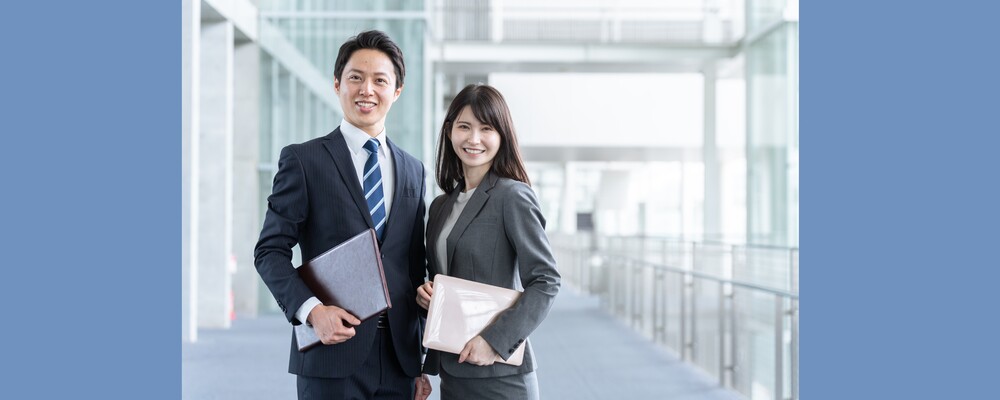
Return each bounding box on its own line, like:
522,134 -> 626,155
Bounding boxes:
346,68 -> 391,77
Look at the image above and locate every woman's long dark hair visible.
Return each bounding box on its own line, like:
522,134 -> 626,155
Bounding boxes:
436,84 -> 531,193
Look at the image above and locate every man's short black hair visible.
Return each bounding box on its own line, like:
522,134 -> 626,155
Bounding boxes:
334,30 -> 405,89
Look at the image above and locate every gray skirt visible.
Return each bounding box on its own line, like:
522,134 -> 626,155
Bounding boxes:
439,369 -> 539,400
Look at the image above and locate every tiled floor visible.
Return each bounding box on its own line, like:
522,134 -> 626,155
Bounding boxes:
183,288 -> 743,400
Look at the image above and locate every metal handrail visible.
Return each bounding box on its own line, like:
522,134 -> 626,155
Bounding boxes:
609,255 -> 798,299
553,234 -> 798,400
602,234 -> 798,252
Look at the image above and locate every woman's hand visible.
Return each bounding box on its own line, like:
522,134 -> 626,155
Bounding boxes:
416,281 -> 434,310
458,335 -> 498,366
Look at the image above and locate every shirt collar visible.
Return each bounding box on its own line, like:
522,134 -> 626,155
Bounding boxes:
340,119 -> 389,157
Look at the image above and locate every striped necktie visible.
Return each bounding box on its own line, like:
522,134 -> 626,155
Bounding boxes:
362,138 -> 387,240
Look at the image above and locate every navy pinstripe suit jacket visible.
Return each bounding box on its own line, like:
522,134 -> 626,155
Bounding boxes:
254,127 -> 427,379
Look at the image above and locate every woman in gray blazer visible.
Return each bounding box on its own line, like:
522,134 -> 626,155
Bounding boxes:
416,84 -> 561,399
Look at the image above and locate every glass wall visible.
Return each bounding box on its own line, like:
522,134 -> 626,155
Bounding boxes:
747,20 -> 798,247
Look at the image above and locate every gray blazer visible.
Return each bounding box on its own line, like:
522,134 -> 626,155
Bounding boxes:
422,172 -> 561,378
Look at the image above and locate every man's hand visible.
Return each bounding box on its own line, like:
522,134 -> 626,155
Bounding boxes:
413,374 -> 432,400
458,335 -> 497,366
416,281 -> 434,310
307,304 -> 361,345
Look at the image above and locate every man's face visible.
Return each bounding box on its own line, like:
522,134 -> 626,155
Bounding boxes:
334,48 -> 402,136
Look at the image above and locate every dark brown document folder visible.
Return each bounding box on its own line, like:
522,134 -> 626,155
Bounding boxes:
293,229 -> 391,351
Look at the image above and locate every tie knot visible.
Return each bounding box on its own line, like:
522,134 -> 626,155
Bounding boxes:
363,138 -> 380,154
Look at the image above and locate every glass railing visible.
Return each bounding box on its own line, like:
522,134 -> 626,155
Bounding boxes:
552,234 -> 798,400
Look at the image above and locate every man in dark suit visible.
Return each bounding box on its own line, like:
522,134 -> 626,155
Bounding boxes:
254,30 -> 431,399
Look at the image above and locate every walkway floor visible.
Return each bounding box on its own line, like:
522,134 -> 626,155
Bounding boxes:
183,288 -> 743,399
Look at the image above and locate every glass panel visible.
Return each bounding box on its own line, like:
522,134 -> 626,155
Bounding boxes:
693,279 -> 722,380
733,287 -> 778,399
695,242 -> 728,277
734,245 -> 794,291
663,270 -> 684,352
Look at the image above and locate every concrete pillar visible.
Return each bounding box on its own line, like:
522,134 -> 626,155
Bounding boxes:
559,162 -> 577,234
702,0 -> 724,43
288,73 -> 298,143
703,63 -> 722,240
490,0 -> 504,42
197,20 -> 235,329
231,39 -> 260,318
431,71 -> 445,179
181,0 -> 200,343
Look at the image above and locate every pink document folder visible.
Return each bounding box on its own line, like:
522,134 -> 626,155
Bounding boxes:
422,274 -> 526,366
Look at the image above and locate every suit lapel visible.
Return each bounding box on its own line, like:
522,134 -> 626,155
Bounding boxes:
322,128 -> 375,231
381,138 -> 406,243
445,172 -> 498,274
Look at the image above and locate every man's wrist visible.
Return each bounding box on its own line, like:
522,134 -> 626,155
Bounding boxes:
296,297 -> 322,325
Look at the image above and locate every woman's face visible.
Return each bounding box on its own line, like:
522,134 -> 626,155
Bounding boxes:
449,105 -> 501,173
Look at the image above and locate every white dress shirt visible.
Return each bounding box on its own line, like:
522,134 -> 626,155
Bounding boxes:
295,119 -> 396,324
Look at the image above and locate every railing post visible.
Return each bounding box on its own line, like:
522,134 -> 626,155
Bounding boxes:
632,262 -> 640,329
680,269 -> 688,361
610,257 -> 618,314
654,269 -> 665,344
774,294 -> 784,400
689,273 -> 697,363
599,255 -> 609,311
790,298 -> 798,400
617,257 -> 624,319
718,281 -> 726,386
729,287 -> 738,390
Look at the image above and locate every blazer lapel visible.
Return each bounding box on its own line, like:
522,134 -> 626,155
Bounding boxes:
322,128 -> 375,231
427,190 -> 457,274
445,172 -> 499,273
427,193 -> 451,243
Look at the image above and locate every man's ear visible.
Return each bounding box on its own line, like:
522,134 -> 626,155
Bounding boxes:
394,85 -> 403,100
334,78 -> 341,94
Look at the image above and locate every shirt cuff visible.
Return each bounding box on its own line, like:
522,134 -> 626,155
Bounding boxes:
295,297 -> 322,325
